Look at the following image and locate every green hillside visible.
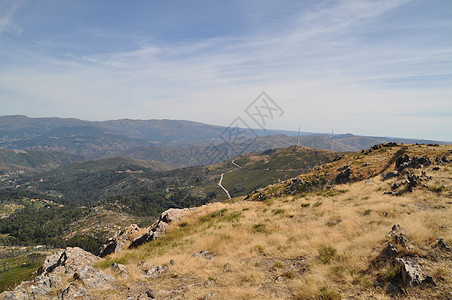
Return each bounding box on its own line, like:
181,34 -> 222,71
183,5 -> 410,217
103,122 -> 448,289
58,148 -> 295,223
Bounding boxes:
0,149 -> 83,173
10,146 -> 339,218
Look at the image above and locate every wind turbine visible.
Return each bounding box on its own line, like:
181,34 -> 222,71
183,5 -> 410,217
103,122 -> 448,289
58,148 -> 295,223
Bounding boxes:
297,125 -> 302,147
330,129 -> 334,151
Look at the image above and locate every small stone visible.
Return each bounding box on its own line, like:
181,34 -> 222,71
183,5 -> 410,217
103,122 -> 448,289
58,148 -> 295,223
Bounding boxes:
437,238 -> 451,252
192,250 -> 214,260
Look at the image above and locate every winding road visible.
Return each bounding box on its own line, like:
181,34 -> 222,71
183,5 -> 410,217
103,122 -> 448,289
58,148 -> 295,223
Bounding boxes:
231,159 -> 241,168
218,159 -> 242,199
218,173 -> 231,199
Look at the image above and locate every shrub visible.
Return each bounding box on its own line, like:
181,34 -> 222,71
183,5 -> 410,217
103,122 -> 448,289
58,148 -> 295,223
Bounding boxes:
199,208 -> 228,222
281,271 -> 295,279
251,245 -> 265,255
252,223 -> 268,233
272,208 -> 285,215
318,245 -> 337,264
383,264 -> 401,282
219,211 -> 243,222
317,286 -> 342,300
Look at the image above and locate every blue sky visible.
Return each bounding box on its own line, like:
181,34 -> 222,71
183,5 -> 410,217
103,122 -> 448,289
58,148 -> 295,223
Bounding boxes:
0,0 -> 451,141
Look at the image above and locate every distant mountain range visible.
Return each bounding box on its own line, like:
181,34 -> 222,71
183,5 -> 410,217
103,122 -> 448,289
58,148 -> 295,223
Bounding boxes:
0,115 -> 449,166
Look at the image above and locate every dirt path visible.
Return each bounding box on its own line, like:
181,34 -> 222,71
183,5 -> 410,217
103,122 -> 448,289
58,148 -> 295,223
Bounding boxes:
231,159 -> 241,168
218,173 -> 231,199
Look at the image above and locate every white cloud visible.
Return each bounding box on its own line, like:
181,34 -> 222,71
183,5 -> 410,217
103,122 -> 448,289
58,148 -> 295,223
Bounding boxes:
0,0 -> 451,141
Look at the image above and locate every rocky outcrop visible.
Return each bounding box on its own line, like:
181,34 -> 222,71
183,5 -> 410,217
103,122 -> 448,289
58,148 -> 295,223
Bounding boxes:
381,171 -> 397,181
371,225 -> 436,296
192,250 -> 214,260
97,224 -> 140,257
40,246 -> 101,275
57,282 -> 88,299
129,208 -> 191,249
396,154 -> 431,172
0,247 -> 115,300
396,257 -> 435,288
335,166 -> 352,184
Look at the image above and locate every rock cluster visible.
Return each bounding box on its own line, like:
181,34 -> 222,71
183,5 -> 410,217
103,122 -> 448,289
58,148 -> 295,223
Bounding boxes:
97,224 -> 140,257
396,154 -> 431,172
0,247 -> 115,300
363,142 -> 398,154
372,225 -> 436,295
129,208 -> 190,249
381,153 -> 449,195
335,166 -> 352,184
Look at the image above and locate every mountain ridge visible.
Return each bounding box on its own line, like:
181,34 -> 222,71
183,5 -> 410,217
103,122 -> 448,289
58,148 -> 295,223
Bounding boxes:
1,115 -> 449,163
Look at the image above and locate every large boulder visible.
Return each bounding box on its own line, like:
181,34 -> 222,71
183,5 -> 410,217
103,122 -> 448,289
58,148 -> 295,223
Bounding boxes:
335,167 -> 352,184
73,265 -> 116,289
41,247 -> 101,275
129,208 -> 190,249
97,224 -> 140,257
0,247 -> 113,300
396,257 -> 435,288
396,155 -> 431,172
57,282 -> 88,299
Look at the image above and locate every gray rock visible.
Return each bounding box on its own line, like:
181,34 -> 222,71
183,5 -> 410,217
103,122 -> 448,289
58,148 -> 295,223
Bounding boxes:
0,247 -> 101,300
382,171 -> 397,181
97,224 -> 140,257
396,155 -> 431,172
437,238 -> 451,252
396,257 -> 435,287
112,263 -> 129,278
335,167 -> 352,184
58,282 -> 88,299
73,265 -> 115,289
146,265 -> 168,277
192,250 -> 214,260
388,225 -> 412,249
129,208 -> 188,249
44,247 -> 101,275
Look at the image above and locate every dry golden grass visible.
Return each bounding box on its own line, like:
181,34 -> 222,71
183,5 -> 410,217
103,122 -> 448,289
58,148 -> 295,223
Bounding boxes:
92,144 -> 452,299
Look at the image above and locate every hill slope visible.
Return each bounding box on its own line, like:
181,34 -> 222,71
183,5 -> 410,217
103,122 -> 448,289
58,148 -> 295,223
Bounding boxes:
10,147 -> 339,216
1,143 -> 451,299
0,149 -> 83,174
92,143 -> 451,299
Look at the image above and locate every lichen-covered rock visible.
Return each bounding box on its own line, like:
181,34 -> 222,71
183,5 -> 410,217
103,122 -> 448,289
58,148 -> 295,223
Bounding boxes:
111,263 -> 129,278
192,250 -> 214,260
43,247 -> 101,275
57,282 -> 88,299
129,208 -> 191,249
396,257 -> 436,288
73,265 -> 115,289
97,224 -> 140,257
0,247 -> 110,300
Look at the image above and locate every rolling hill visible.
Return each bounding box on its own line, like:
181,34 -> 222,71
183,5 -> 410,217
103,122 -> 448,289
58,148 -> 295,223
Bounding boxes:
0,149 -> 83,174
3,143 -> 449,299
1,116 -> 448,163
9,146 -> 340,216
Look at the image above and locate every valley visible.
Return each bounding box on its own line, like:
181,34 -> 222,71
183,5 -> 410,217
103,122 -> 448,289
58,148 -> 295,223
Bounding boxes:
0,116 -> 451,298
1,143 -> 450,299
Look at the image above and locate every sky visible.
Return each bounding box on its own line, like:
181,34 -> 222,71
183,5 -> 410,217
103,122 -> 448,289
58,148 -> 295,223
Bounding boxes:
0,0 -> 451,141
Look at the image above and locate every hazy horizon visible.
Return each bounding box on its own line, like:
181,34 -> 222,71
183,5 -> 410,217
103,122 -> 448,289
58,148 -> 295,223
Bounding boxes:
1,0 -> 451,141
1,114 -> 451,143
